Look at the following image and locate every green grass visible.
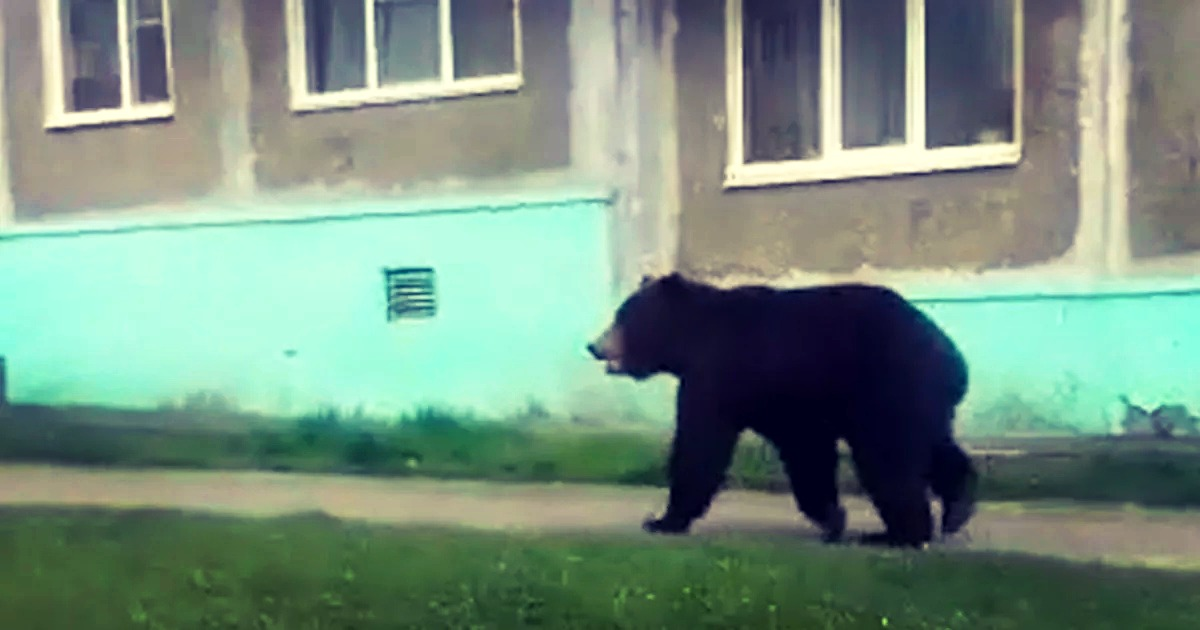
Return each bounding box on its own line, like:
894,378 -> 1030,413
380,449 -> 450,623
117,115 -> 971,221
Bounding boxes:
1,507 -> 1197,629
3,403 -> 1200,509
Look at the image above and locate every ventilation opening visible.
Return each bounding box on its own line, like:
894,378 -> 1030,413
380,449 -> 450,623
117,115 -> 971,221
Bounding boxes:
384,267 -> 437,321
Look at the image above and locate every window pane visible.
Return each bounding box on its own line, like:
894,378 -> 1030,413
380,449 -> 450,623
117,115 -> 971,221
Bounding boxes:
130,0 -> 169,103
61,0 -> 122,112
841,0 -> 906,148
743,0 -> 822,162
376,0 -> 440,85
305,0 -> 367,93
451,0 -> 517,79
926,0 -> 1016,147
135,0 -> 161,20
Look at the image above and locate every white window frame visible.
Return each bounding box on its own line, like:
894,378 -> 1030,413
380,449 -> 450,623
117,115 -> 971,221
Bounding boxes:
284,0 -> 524,113
724,0 -> 1024,189
39,0 -> 176,130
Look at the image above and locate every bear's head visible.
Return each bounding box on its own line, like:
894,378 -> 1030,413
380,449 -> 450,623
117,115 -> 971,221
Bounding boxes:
586,272 -> 697,380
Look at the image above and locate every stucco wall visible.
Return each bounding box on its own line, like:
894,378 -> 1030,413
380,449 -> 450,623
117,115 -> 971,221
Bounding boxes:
1,0 -> 575,218
1127,0 -> 1200,259
919,289 -> 1200,436
0,194 -> 632,420
2,1 -> 225,218
244,0 -> 573,192
672,0 -> 1082,277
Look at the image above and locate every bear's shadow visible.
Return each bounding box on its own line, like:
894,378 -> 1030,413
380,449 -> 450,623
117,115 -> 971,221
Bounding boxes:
683,522 -> 972,549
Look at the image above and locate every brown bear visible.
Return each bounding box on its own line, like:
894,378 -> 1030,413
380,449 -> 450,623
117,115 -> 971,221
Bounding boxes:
587,273 -> 977,548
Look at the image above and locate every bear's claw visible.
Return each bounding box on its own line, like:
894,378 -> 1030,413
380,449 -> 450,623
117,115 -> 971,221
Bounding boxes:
642,514 -> 691,535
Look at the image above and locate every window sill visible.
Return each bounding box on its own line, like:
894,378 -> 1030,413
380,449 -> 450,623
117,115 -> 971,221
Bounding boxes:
723,143 -> 1022,189
43,102 -> 175,131
290,74 -> 523,113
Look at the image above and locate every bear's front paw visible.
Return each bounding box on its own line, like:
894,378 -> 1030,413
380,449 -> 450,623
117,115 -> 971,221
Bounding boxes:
642,513 -> 691,535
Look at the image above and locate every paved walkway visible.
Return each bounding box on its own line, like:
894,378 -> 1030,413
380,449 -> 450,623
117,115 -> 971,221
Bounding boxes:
2,464 -> 1199,571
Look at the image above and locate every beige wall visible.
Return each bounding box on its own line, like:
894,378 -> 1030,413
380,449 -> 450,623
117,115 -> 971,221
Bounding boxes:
7,0 -> 1195,282
1127,0 -> 1200,259
245,0 -> 572,191
672,0 -> 1084,277
3,0 -> 224,218
1,0 -> 574,219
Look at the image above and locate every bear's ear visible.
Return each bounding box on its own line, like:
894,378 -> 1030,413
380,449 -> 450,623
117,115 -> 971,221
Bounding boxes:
657,272 -> 689,294
639,274 -> 655,288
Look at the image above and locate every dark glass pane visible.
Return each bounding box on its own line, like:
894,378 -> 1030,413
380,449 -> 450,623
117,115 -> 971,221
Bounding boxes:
451,0 -> 517,79
132,23 -> 169,103
743,0 -> 822,162
62,0 -> 121,111
305,0 -> 368,93
376,0 -> 440,85
841,0 -> 907,148
926,0 -> 1016,147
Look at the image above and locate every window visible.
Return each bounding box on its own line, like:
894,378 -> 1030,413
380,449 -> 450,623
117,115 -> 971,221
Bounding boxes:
285,0 -> 523,111
40,0 -> 174,129
725,0 -> 1023,188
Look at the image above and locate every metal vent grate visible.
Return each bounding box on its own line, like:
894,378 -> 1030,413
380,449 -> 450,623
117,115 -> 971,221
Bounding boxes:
384,267 -> 437,321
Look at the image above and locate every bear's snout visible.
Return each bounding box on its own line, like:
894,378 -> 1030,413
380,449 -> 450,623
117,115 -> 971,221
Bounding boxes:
587,327 -> 627,374
587,328 -> 616,360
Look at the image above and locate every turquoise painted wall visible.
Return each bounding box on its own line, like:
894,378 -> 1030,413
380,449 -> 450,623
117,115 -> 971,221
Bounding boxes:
3,191 -> 1199,436
611,290 -> 1200,437
0,193 -> 647,420
618,288 -> 1200,437
918,289 -> 1200,436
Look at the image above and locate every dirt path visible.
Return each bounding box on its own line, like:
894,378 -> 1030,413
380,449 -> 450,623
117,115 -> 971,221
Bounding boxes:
2,464 -> 1199,571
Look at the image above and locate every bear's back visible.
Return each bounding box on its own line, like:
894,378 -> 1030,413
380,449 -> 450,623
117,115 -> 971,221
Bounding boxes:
692,282 -> 966,405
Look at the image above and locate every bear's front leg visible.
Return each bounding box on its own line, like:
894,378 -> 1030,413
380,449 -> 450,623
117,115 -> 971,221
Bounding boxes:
777,432 -> 846,544
644,383 -> 741,536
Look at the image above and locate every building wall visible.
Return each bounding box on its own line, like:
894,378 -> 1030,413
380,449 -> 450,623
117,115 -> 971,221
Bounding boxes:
919,289 -> 1200,436
0,1 -> 662,423
628,0 -> 1200,438
672,0 -> 1082,277
0,193 -> 642,420
0,6 -> 12,226
1127,0 -> 1200,259
0,0 -> 580,218
2,1 -> 225,218
245,0 -> 573,192
4,1 -> 1200,437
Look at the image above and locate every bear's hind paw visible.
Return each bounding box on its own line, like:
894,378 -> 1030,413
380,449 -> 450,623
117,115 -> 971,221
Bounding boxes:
818,506 -> 847,543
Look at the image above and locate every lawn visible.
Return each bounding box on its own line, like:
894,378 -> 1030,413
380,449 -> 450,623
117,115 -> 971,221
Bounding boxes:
1,507 -> 1197,629
3,402 -> 1200,509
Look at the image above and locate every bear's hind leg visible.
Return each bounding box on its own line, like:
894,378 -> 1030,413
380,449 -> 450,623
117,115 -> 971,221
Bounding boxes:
929,436 -> 978,537
848,417 -> 935,549
859,477 -> 934,549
